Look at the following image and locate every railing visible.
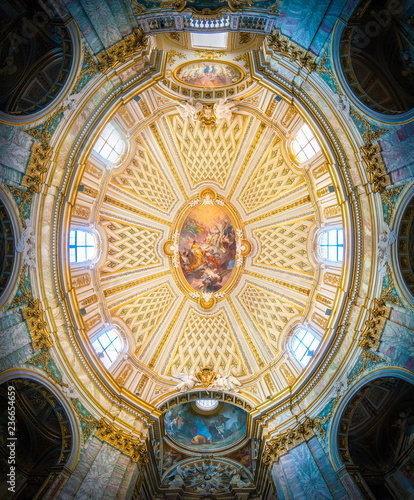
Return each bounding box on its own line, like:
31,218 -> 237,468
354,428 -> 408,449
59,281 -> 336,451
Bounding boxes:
138,14 -> 274,34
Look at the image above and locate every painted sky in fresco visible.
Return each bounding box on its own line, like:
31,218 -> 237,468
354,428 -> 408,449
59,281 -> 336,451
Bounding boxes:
164,401 -> 247,451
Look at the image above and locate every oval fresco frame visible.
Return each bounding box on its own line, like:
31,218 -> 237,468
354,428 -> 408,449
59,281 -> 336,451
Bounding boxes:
164,189 -> 251,310
173,59 -> 245,89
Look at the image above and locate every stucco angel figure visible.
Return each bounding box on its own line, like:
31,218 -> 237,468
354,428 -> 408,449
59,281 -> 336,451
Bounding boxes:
378,223 -> 397,274
230,469 -> 251,488
16,219 -> 36,268
177,98 -> 203,121
211,372 -> 241,393
175,370 -> 198,392
214,98 -> 238,124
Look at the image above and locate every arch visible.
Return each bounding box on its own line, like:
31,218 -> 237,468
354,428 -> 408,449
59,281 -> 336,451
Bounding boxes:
0,191 -> 18,309
329,367 -> 414,471
332,16 -> 414,124
0,14 -> 82,126
161,456 -> 254,493
0,368 -> 81,471
390,182 -> 414,308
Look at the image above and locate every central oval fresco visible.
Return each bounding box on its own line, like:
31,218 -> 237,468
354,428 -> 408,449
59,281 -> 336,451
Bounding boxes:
164,190 -> 251,310
164,401 -> 248,451
179,204 -> 236,293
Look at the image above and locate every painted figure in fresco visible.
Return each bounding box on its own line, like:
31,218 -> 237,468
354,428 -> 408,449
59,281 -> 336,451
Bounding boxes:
188,239 -> 206,269
214,414 -> 230,440
176,62 -> 242,88
191,434 -> 210,445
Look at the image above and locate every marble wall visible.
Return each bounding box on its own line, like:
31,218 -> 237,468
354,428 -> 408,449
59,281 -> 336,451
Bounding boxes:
60,437 -> 138,500
271,437 -> 349,500
379,123 -> 414,184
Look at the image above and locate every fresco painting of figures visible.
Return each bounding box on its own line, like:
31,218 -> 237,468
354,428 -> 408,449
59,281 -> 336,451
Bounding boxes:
175,61 -> 243,88
179,205 -> 237,293
164,401 -> 248,451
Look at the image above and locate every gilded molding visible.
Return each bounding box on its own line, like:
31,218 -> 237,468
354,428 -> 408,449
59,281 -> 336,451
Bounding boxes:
267,30 -> 317,73
95,418 -> 149,465
358,298 -> 389,350
167,50 -> 186,65
262,418 -> 314,465
23,299 -> 53,351
244,270 -> 310,296
360,142 -> 389,193
97,29 -> 148,74
9,264 -> 32,308
22,142 -> 52,194
246,196 -> 311,225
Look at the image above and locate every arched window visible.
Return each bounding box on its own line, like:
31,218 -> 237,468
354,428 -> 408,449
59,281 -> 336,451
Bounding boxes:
291,328 -> 320,366
292,124 -> 321,162
69,230 -> 96,263
92,329 -> 123,369
93,123 -> 125,163
319,229 -> 344,262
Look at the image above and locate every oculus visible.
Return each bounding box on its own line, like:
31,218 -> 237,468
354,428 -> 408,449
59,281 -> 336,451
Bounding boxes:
164,189 -> 251,309
164,401 -> 247,451
174,60 -> 244,88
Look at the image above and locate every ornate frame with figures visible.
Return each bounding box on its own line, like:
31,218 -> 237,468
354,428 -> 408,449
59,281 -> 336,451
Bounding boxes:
163,189 -> 251,310
173,60 -> 245,89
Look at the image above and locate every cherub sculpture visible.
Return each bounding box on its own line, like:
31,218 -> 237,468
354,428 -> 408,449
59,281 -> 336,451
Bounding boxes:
213,98 -> 238,124
175,370 -> 198,392
177,99 -> 203,121
211,372 -> 241,393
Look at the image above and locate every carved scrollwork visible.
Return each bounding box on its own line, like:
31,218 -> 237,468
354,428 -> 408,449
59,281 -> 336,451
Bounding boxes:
360,142 -> 389,193
262,418 -> 314,465
358,298 -> 389,350
267,30 -> 317,73
95,418 -> 149,465
97,29 -> 148,74
23,299 -> 53,351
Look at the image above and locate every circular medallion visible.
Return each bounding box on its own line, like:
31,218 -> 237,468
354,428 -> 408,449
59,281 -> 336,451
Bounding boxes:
164,189 -> 251,309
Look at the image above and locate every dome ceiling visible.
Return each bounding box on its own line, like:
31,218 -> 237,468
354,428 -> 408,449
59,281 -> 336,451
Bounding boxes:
68,74 -> 346,407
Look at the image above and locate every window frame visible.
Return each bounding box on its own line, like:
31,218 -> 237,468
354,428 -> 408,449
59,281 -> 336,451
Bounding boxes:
92,122 -> 126,164
290,327 -> 320,367
69,229 -> 97,264
318,228 -> 345,263
291,123 -> 321,163
91,328 -> 125,370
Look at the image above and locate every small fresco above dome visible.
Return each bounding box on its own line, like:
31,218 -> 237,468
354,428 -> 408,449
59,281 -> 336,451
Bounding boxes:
174,61 -> 243,88
164,401 -> 247,451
